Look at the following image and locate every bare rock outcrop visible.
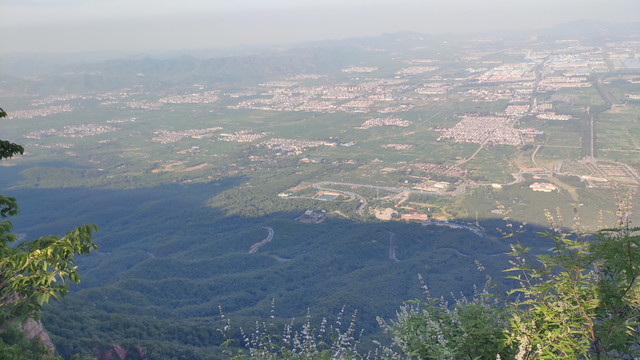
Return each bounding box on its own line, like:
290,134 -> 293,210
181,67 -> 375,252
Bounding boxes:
18,317 -> 56,352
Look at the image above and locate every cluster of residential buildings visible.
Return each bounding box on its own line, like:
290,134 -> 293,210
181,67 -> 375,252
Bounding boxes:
31,94 -> 84,106
438,115 -> 529,146
219,130 -> 269,143
464,87 -> 532,103
477,62 -> 537,83
151,127 -> 222,144
538,76 -> 591,91
25,124 -> 119,139
396,66 -> 439,75
106,117 -> 137,124
415,85 -> 448,95
8,39 -> 639,197
10,40 -> 637,130
228,80 -> 403,114
8,105 -> 73,120
378,104 -> 415,113
226,75 -> 428,114
549,94 -> 577,102
382,143 -> 415,150
35,142 -> 75,149
257,138 -> 327,154
342,66 -> 378,73
337,99 -> 375,113
123,100 -> 162,110
542,51 -> 609,75
537,112 -> 572,120
355,117 -> 411,129
158,91 -> 219,104
503,104 -> 530,115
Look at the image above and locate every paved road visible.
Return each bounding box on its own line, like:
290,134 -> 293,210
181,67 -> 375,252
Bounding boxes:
423,221 -> 483,237
312,168 -> 548,204
531,145 -> 544,170
249,227 -> 274,254
312,183 -> 368,216
507,172 -> 525,185
314,181 -> 461,197
307,164 -> 578,218
456,141 -> 486,166
388,231 -> 399,262
586,79 -> 614,161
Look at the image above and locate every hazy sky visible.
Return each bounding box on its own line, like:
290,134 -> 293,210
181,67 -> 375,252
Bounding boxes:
1,0 -> 638,54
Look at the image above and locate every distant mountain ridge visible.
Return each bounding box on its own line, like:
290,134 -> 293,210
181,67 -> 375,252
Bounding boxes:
2,20 -> 638,80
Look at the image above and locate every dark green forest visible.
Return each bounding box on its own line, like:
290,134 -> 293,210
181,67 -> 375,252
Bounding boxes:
3,174 -> 538,359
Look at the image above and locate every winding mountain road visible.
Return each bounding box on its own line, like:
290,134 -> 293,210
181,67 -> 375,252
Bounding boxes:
249,227 -> 274,254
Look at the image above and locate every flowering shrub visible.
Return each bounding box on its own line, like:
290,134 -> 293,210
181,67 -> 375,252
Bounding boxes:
505,201 -> 640,359
378,273 -> 513,360
219,302 -> 372,360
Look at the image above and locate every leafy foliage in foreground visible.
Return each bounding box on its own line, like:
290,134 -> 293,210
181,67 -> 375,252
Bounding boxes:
379,273 -> 513,360
0,135 -> 97,322
0,221 -> 97,323
0,126 -> 98,358
505,203 -> 640,359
